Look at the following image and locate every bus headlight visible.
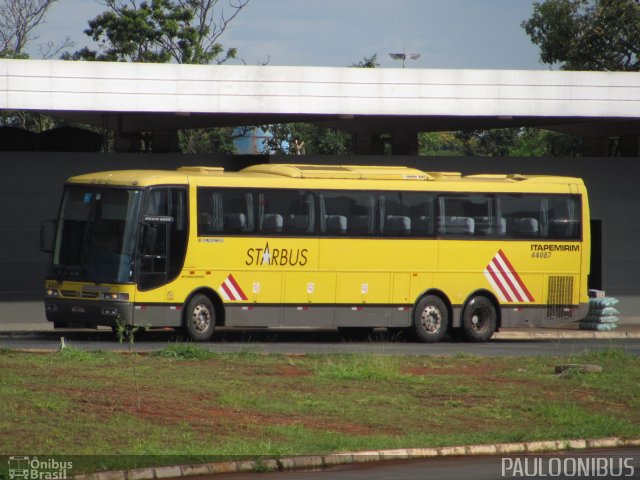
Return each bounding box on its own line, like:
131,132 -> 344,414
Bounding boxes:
102,293 -> 130,301
46,288 -> 59,297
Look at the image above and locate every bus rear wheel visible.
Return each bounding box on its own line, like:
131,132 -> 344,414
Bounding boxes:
184,294 -> 215,342
412,295 -> 449,343
461,296 -> 497,342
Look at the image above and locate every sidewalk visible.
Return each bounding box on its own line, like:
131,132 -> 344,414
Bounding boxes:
494,323 -> 640,339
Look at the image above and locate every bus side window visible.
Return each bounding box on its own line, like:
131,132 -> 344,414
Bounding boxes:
197,189 -> 225,235
284,192 -> 315,234
438,195 -> 492,237
548,195 -> 581,240
320,192 -> 375,236
380,192 -> 434,237
258,190 -> 315,235
221,191 -> 254,234
498,194 -> 545,239
498,193 -> 582,240
349,193 -> 375,235
320,194 -> 348,235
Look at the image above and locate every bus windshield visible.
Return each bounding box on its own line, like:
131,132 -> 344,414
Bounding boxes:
50,186 -> 143,284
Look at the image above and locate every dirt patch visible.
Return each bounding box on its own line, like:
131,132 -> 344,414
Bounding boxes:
42,383 -> 383,438
276,364 -> 311,377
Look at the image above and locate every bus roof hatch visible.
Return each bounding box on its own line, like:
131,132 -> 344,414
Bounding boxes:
241,164 -> 433,180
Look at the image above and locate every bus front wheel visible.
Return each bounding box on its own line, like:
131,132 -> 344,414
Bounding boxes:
184,294 -> 215,342
461,296 -> 497,342
412,295 -> 449,343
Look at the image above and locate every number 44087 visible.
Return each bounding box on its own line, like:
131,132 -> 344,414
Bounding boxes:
531,251 -> 552,259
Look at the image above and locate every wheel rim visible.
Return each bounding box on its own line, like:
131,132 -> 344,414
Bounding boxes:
469,306 -> 490,333
420,305 -> 442,333
191,303 -> 211,333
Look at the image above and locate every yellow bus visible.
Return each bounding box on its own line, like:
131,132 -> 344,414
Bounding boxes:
43,163 -> 590,342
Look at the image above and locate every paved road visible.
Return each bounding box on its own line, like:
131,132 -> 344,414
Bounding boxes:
170,449 -> 640,480
1,328 -> 640,356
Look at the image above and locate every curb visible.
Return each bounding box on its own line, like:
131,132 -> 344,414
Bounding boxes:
72,437 -> 640,479
493,330 -> 640,340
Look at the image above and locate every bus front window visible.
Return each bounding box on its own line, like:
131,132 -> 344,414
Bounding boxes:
51,186 -> 143,284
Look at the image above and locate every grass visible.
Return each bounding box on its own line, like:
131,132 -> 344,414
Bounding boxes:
0,346 -> 639,474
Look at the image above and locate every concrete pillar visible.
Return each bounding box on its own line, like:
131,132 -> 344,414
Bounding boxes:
392,132 -> 419,156
353,132 -> 418,155
151,130 -> 180,153
353,133 -> 386,155
114,132 -> 142,153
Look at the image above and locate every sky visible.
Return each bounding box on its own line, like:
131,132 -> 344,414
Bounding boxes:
28,0 -> 546,70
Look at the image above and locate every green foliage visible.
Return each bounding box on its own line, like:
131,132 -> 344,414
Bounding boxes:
456,129 -> 519,156
152,343 -> 213,359
114,316 -> 147,345
512,128 -> 582,157
0,50 -> 29,59
2,350 -> 640,463
522,0 -> 640,71
1,110 -> 59,131
311,355 -> 413,382
350,53 -> 380,68
58,346 -> 111,362
452,127 -> 581,157
68,0 -> 248,64
419,132 -> 465,156
178,127 -> 237,154
263,123 -> 352,155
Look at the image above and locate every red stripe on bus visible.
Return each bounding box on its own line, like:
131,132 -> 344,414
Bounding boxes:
486,263 -> 515,302
227,274 -> 248,301
220,281 -> 236,300
491,255 -> 525,302
497,250 -> 535,302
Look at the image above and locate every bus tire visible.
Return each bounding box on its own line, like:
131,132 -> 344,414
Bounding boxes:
184,294 -> 215,342
461,296 -> 497,343
412,295 -> 448,343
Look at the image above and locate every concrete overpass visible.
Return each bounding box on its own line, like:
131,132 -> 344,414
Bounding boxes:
2,59 -> 640,155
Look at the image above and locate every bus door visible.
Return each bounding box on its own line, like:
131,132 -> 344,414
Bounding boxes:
136,187 -> 188,327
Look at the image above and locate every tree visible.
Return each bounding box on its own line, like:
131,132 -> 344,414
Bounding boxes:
65,0 -> 250,154
418,132 -> 465,156
70,0 -> 249,64
522,0 -> 640,71
351,54 -> 380,68
455,129 -> 519,156
0,0 -> 68,132
0,0 -> 60,58
179,127 -> 237,154
263,123 -> 352,156
450,128 -> 581,157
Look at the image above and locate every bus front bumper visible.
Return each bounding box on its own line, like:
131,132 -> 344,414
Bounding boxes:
45,299 -> 134,328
